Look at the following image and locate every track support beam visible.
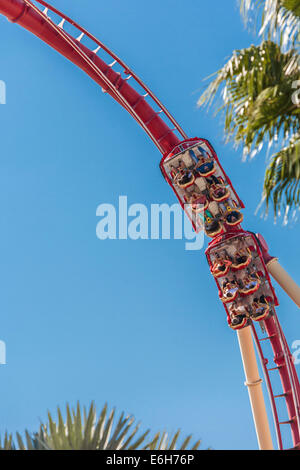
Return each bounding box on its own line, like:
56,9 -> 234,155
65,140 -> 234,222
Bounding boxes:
237,326 -> 274,450
266,259 -> 300,309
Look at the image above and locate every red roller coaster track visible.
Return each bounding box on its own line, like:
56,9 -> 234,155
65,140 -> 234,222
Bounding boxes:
0,0 -> 186,154
1,0 -> 299,450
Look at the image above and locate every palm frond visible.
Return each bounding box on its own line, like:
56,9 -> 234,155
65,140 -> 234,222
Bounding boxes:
198,32 -> 300,218
263,135 -> 300,217
0,402 -> 202,451
198,41 -> 299,159
240,0 -> 300,48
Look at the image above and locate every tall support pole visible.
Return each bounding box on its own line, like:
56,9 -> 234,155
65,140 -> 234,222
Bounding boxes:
256,233 -> 300,309
237,326 -> 274,450
266,259 -> 300,309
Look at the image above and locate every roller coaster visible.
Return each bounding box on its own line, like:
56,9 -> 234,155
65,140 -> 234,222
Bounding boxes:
1,0 -> 299,450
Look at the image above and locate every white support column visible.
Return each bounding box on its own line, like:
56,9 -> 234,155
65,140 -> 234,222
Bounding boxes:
267,258 -> 300,309
237,326 -> 274,450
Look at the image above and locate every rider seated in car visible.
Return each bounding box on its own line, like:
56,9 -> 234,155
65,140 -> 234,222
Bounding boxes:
170,160 -> 194,187
169,164 -> 181,180
251,295 -> 270,320
229,300 -> 248,327
209,181 -> 229,201
221,277 -> 239,301
193,155 -> 215,177
211,252 -> 232,277
204,210 -> 223,237
235,249 -> 248,265
232,246 -> 251,269
239,270 -> 260,294
188,191 -> 208,212
176,160 -> 194,187
206,175 -> 221,185
223,205 -> 243,226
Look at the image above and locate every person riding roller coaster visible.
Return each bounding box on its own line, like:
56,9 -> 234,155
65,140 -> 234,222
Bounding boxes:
221,203 -> 243,226
239,270 -> 260,296
228,300 -> 248,329
194,155 -> 216,177
206,175 -> 221,185
231,247 -> 252,270
220,277 -> 239,303
207,175 -> 230,202
188,191 -> 209,212
169,164 -> 181,180
209,183 -> 230,202
210,252 -> 232,278
251,295 -> 270,321
171,161 -> 194,188
203,210 -> 223,237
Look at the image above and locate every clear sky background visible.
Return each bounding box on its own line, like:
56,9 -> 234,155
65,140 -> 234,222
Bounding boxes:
0,0 -> 299,450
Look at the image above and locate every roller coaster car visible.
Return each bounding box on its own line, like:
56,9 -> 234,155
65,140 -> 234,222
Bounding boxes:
160,138 -> 245,233
206,230 -> 279,328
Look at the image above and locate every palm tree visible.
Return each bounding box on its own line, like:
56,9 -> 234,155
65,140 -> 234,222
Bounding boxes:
198,0 -> 300,220
0,402 -> 201,450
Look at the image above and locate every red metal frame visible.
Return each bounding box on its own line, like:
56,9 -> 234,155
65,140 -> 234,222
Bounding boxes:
206,231 -> 279,306
206,230 -> 300,448
251,325 -> 283,450
160,137 -> 244,206
264,315 -> 300,448
159,137 -> 245,233
1,0 -> 299,450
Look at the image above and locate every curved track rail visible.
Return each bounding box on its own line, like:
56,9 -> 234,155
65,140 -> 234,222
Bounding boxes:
1,0 -> 299,450
1,0 -> 186,154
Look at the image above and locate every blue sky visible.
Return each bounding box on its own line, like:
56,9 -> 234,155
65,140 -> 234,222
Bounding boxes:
0,0 -> 299,450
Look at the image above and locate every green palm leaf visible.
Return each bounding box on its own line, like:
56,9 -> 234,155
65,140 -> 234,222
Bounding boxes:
198,1 -> 300,219
240,0 -> 300,47
0,402 -> 202,451
198,41 -> 299,153
198,37 -> 299,218
264,136 -> 300,217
